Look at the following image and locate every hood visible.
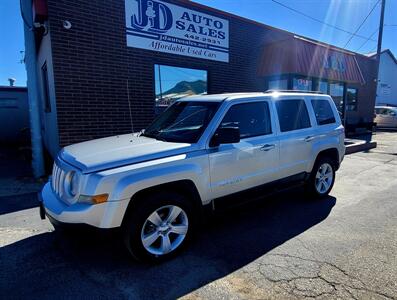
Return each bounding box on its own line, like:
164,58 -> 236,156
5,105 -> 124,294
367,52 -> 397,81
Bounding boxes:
60,134 -> 194,173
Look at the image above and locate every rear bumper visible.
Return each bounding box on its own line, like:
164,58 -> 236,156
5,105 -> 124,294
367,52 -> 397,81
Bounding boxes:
40,182 -> 129,228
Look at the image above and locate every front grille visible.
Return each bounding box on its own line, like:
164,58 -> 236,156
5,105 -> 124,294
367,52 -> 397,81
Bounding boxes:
52,162 -> 66,199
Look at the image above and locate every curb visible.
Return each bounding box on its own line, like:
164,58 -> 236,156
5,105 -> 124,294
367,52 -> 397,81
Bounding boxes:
345,141 -> 377,155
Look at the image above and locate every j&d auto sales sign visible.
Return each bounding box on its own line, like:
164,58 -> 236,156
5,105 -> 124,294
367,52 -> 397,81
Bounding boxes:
125,0 -> 229,62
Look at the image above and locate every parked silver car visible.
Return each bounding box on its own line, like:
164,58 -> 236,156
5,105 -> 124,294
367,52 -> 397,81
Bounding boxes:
375,106 -> 397,128
39,91 -> 345,261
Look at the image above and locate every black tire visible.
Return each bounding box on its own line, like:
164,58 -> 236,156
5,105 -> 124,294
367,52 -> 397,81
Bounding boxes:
306,156 -> 336,199
122,191 -> 196,263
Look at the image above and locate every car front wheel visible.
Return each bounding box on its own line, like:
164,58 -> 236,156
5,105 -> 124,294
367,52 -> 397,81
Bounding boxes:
122,191 -> 194,262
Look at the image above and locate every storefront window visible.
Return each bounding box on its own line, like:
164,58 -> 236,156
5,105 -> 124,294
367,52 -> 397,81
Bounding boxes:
346,88 -> 358,111
293,77 -> 312,91
154,65 -> 207,111
268,79 -> 288,90
329,82 -> 344,113
316,80 -> 328,94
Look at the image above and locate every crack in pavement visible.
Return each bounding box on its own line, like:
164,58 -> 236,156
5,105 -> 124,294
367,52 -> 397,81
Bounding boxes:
254,252 -> 395,299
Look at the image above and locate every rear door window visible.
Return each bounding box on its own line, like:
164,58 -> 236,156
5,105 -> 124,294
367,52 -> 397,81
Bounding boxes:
311,99 -> 336,125
276,99 -> 311,132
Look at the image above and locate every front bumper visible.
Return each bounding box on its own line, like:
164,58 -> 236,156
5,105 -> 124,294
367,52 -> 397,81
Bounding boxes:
39,182 -> 129,228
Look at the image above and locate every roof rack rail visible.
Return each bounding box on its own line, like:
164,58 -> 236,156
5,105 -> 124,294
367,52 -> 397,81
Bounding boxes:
265,89 -> 324,94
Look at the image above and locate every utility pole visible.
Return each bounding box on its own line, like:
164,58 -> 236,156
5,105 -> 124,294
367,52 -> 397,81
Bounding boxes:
375,0 -> 386,99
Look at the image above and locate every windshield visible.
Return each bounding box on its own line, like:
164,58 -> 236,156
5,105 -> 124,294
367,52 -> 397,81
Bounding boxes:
143,101 -> 220,143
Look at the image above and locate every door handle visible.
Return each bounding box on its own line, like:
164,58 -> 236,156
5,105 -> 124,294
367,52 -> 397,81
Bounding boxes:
304,135 -> 315,142
260,144 -> 275,151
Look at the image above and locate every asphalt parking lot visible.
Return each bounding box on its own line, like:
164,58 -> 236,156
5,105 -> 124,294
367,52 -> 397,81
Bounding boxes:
1,131 -> 397,300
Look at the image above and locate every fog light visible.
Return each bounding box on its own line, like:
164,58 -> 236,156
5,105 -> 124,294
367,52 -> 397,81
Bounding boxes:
78,194 -> 108,204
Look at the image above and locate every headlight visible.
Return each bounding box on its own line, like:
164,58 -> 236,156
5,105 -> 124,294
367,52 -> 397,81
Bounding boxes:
65,171 -> 80,197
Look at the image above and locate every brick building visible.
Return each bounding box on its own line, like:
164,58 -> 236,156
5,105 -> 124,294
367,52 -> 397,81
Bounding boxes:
30,0 -> 377,158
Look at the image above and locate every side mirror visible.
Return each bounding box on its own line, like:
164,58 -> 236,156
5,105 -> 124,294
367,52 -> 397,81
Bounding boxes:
390,111 -> 397,117
210,126 -> 240,147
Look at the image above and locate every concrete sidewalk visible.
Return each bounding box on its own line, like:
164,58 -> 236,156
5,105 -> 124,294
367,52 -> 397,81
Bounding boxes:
345,133 -> 377,155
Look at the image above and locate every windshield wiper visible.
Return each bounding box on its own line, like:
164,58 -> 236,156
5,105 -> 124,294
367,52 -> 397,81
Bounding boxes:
141,131 -> 158,138
142,130 -> 168,142
137,129 -> 145,137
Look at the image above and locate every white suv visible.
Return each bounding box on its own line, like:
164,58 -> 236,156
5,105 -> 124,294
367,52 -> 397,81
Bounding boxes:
39,92 -> 345,261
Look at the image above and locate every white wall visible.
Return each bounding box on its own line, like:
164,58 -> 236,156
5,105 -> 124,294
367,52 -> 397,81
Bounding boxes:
376,52 -> 397,106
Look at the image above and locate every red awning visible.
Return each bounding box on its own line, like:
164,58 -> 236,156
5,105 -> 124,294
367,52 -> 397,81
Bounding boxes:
258,36 -> 365,84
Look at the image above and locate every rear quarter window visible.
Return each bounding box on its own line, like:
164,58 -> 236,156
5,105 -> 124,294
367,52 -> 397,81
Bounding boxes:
311,99 -> 336,125
276,99 -> 311,132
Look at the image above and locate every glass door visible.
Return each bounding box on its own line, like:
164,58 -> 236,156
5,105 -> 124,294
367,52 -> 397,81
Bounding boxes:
329,82 -> 345,116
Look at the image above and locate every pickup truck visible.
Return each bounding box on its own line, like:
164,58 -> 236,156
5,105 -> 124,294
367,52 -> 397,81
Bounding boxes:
39,91 -> 345,262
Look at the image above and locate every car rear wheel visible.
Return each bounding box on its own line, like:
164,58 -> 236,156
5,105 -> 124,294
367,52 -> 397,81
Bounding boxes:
306,157 -> 336,198
122,191 -> 195,262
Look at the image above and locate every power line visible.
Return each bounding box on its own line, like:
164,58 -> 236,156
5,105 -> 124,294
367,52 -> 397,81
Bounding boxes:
271,0 -> 377,42
356,28 -> 379,52
343,0 -> 381,48
369,45 -> 378,53
355,23 -> 394,53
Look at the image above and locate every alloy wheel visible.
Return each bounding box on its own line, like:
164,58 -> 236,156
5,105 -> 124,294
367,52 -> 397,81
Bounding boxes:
315,162 -> 334,194
140,205 -> 189,256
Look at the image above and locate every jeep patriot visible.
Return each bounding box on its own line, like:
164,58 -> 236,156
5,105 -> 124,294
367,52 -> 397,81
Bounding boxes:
39,91 -> 345,261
